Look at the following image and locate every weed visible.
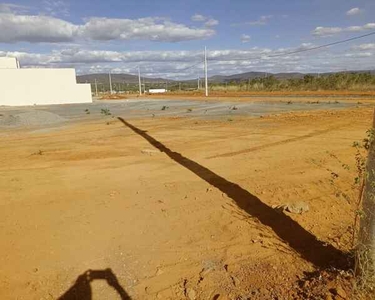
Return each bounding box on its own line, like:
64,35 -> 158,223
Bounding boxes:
161,106 -> 169,111
101,108 -> 111,116
187,108 -> 193,113
32,150 -> 43,156
85,109 -> 90,114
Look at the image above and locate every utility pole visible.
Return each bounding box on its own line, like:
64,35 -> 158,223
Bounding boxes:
109,71 -> 113,94
138,66 -> 142,96
165,81 -> 168,91
94,78 -> 98,96
179,82 -> 181,91
197,77 -> 200,90
204,46 -> 208,97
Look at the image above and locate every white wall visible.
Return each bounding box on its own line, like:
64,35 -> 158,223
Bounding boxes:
0,68 -> 92,106
0,57 -> 18,69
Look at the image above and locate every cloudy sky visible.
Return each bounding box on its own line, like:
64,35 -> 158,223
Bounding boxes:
1,0 -> 375,78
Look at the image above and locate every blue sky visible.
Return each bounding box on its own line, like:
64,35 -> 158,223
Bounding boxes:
1,0 -> 375,78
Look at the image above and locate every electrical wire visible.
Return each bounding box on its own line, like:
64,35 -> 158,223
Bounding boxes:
208,31 -> 375,62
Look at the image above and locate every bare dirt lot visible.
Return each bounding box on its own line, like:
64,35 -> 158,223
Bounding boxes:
0,99 -> 373,299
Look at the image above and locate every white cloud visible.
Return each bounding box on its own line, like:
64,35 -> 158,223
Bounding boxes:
346,7 -> 363,16
232,15 -> 273,26
0,3 -> 29,13
353,43 -> 375,50
204,18 -> 219,27
191,14 -> 218,27
3,42 -> 372,78
312,23 -> 375,37
240,34 -> 251,43
80,17 -> 215,42
0,13 -> 215,43
191,14 -> 206,22
0,13 -> 77,43
42,0 -> 70,17
312,26 -> 342,37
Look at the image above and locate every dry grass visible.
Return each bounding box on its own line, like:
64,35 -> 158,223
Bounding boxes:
99,93 -> 128,100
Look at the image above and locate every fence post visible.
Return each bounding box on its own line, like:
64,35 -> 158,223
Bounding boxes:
356,108 -> 375,290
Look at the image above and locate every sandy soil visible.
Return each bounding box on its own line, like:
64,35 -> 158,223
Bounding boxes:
0,105 -> 372,299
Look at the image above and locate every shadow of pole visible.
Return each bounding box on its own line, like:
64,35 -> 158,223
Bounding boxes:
118,117 -> 348,269
58,268 -> 131,300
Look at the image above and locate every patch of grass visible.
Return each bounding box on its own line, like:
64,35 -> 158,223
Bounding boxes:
85,109 -> 90,114
187,108 -> 193,113
161,106 -> 169,111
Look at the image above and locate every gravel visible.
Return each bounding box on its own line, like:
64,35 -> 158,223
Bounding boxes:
0,110 -> 66,127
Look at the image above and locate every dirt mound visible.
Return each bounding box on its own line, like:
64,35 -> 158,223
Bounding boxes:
293,268 -> 357,300
0,110 -> 66,127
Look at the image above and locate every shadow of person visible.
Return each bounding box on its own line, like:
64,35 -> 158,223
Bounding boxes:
58,268 -> 131,300
117,117 -> 349,269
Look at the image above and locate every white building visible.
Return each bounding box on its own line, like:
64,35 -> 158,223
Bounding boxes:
0,57 -> 92,106
148,88 -> 167,94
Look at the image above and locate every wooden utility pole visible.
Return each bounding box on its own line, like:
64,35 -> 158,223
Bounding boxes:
204,46 -> 208,97
138,66 -> 142,95
109,71 -> 113,94
94,79 -> 98,96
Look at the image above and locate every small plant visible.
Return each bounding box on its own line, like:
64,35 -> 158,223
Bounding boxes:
161,106 -> 169,111
227,118 -> 233,122
32,150 -> 43,156
287,100 -> 292,105
187,108 -> 193,113
85,109 -> 90,114
230,106 -> 238,110
101,108 -> 111,116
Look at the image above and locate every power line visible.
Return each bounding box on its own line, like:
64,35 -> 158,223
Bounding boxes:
208,31 -> 375,62
163,61 -> 203,74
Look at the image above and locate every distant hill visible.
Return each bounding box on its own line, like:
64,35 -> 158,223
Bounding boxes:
77,70 -> 375,85
208,72 -> 306,83
77,73 -> 174,84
